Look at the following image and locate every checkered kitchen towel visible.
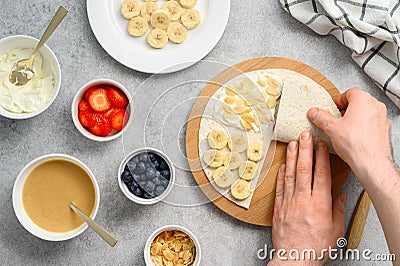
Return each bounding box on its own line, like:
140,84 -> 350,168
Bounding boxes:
280,0 -> 400,108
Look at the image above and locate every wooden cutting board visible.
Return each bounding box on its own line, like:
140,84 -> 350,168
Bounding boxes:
186,57 -> 350,226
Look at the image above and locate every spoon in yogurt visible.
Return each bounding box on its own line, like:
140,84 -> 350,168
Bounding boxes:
70,202 -> 118,247
9,6 -> 68,86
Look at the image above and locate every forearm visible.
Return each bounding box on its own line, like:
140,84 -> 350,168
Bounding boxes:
353,159 -> 400,258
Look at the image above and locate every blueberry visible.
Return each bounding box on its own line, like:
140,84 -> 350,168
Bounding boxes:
145,180 -> 155,192
153,176 -> 161,186
136,162 -> 146,174
159,160 -> 168,170
145,167 -> 156,179
133,187 -> 143,197
139,181 -> 147,188
161,179 -> 169,188
139,153 -> 149,162
161,169 -> 170,179
143,192 -> 154,199
121,170 -> 132,183
128,181 -> 138,191
132,156 -> 140,164
151,160 -> 160,169
154,186 -> 166,196
148,152 -> 156,162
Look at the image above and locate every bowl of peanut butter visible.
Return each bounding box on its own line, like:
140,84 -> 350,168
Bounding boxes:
12,154 -> 100,241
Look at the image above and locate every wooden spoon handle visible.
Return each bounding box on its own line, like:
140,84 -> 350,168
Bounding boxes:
346,190 -> 371,249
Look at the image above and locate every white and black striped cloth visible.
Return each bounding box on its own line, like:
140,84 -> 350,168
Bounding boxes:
280,0 -> 400,108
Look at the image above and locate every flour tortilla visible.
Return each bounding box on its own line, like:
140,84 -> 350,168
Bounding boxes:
274,74 -> 341,153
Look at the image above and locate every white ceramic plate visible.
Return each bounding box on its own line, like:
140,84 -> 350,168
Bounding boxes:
87,0 -> 230,74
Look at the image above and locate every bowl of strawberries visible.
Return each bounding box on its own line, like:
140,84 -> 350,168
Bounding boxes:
72,79 -> 132,141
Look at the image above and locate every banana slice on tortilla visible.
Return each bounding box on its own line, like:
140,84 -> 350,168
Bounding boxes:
121,0 -> 141,19
162,1 -> 182,21
267,96 -> 277,109
181,9 -> 201,30
127,16 -> 149,37
147,29 -> 168,49
231,179 -> 251,200
140,2 -> 158,22
239,161 -> 258,180
167,22 -> 188,44
150,9 -> 171,30
207,129 -> 228,149
203,149 -> 225,168
213,166 -> 235,188
227,132 -> 248,153
247,142 -> 263,162
223,152 -> 242,170
180,0 -> 197,9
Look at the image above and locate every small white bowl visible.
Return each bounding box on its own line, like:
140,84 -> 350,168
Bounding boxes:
12,153 -> 100,241
118,147 -> 175,205
71,78 -> 133,142
144,225 -> 202,266
0,35 -> 61,119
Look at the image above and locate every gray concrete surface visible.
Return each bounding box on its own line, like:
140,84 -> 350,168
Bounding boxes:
0,0 -> 399,265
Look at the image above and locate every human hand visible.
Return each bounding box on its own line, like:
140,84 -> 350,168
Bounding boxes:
307,88 -> 393,179
269,131 -> 346,265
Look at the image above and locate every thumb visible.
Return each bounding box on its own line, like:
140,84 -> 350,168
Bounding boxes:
332,193 -> 346,237
307,108 -> 339,135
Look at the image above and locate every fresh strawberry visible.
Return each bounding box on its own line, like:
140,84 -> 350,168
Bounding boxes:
90,113 -> 112,136
107,88 -> 128,108
105,107 -> 124,119
78,99 -> 93,113
85,86 -> 98,100
78,112 -> 94,128
110,110 -> 127,131
88,124 -> 102,136
87,88 -> 112,112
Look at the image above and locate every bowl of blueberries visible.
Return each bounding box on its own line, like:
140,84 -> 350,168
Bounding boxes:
118,147 -> 175,205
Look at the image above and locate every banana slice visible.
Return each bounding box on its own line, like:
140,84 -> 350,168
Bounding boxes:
203,149 -> 224,168
240,119 -> 253,131
179,0 -> 197,8
228,132 -> 248,153
239,161 -> 258,180
162,1 -> 182,21
150,9 -> 171,30
213,167 -> 234,188
140,2 -> 158,22
121,0 -> 141,19
267,96 -> 277,109
231,179 -> 251,200
247,142 -> 263,162
181,9 -> 201,30
207,129 -> 228,149
167,22 -> 187,44
223,152 -> 242,170
127,16 -> 149,37
147,29 -> 168,49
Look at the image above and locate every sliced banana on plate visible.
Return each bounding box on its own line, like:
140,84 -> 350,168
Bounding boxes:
140,2 -> 158,22
231,179 -> 251,200
227,132 -> 248,153
150,9 -> 171,30
147,29 -> 168,48
167,22 -> 188,44
181,9 -> 201,30
247,142 -> 262,162
179,0 -> 197,8
223,152 -> 242,170
121,0 -> 141,19
162,1 -> 182,21
239,161 -> 258,180
213,166 -> 235,188
128,16 -> 149,37
207,129 -> 228,149
203,149 -> 225,168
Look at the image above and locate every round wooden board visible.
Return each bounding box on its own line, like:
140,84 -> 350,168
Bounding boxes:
186,57 -> 350,226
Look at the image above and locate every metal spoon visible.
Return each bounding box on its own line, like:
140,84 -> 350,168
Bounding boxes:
9,6 -> 68,86
69,202 -> 118,247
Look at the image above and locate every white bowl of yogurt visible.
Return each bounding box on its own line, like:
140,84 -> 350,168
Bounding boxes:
0,35 -> 61,119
